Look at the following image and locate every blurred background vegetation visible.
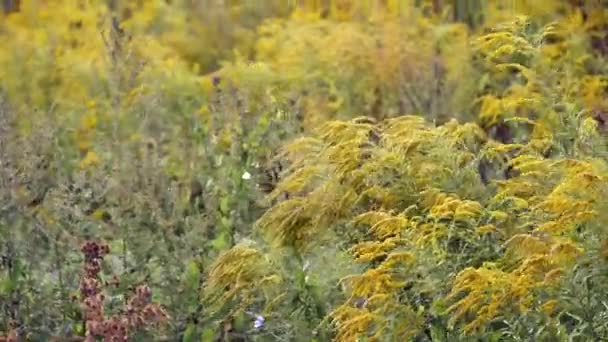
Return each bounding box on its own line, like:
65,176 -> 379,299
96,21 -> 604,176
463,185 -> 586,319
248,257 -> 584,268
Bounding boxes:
1,1 -> 608,341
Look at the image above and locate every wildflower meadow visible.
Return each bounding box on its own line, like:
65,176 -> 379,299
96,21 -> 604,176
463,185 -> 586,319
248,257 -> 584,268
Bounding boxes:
1,1 -> 608,341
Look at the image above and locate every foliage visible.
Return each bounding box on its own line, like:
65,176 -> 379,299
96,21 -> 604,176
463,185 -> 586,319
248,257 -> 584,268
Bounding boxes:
1,1 -> 608,341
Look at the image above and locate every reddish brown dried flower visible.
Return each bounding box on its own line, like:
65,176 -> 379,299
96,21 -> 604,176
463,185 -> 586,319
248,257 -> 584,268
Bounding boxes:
77,240 -> 167,342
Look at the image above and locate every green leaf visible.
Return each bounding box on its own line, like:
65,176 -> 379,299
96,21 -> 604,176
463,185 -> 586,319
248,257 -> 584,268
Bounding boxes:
220,216 -> 232,229
478,73 -> 490,92
234,312 -> 247,331
182,323 -> 197,342
184,260 -> 201,292
211,231 -> 229,251
75,321 -> 85,335
489,331 -> 505,342
220,197 -> 230,214
430,323 -> 447,342
0,277 -> 14,294
201,328 -> 215,342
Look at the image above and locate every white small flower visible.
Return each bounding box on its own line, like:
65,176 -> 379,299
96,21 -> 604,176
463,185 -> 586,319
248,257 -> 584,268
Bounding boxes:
302,260 -> 311,272
242,171 -> 252,180
253,315 -> 265,329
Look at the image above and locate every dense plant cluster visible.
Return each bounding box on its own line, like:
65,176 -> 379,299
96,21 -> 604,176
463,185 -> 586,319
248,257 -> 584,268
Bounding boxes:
1,1 -> 608,341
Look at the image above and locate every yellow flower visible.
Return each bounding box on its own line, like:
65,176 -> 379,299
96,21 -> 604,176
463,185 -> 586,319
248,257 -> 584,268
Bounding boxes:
541,299 -> 559,316
81,113 -> 98,131
475,224 -> 496,236
79,150 -> 100,169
